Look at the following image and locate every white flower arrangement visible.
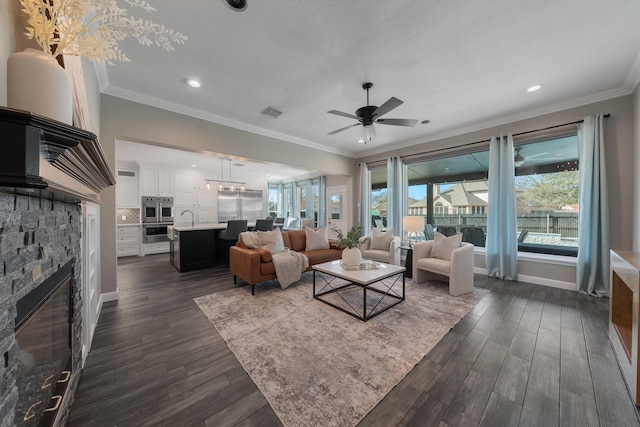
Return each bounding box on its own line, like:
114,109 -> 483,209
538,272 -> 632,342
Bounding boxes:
20,0 -> 188,63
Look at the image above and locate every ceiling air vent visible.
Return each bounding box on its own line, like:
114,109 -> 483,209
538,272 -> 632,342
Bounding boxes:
261,106 -> 282,119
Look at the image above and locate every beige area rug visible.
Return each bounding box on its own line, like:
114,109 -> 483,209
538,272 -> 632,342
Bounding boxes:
194,273 -> 488,427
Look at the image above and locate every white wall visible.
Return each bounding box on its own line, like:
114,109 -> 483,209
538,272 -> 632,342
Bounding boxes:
634,86 -> 640,252
1,0 -> 18,104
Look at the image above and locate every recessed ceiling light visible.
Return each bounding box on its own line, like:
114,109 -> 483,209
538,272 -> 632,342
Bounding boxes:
186,79 -> 201,88
357,139 -> 366,144
190,164 -> 197,167
223,0 -> 247,11
527,84 -> 542,92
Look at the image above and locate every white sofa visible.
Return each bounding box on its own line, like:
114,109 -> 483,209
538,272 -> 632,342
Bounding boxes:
412,240 -> 474,296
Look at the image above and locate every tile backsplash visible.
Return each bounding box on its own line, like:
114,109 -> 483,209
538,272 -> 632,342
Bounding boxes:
116,208 -> 140,224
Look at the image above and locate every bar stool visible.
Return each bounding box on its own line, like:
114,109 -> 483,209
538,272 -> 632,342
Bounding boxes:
254,218 -> 274,231
218,219 -> 248,266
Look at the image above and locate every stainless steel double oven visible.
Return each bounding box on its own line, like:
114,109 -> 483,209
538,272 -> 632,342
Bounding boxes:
142,196 -> 173,243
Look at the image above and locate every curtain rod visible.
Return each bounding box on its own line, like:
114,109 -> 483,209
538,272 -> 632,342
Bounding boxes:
400,113 -> 611,160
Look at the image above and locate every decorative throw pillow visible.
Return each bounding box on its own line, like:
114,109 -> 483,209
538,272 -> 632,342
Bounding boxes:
431,231 -> 462,261
305,227 -> 329,251
240,231 -> 261,249
370,228 -> 394,251
258,227 -> 285,254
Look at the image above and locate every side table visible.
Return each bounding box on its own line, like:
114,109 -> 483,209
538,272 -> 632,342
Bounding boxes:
400,245 -> 413,278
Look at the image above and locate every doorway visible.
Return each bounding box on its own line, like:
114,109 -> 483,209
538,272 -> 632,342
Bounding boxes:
326,185 -> 348,238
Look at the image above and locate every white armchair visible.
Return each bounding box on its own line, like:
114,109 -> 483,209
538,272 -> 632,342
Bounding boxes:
359,231 -> 401,265
412,240 -> 475,296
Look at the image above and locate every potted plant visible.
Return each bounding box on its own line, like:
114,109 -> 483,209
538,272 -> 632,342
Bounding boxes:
331,224 -> 363,266
9,0 -> 188,123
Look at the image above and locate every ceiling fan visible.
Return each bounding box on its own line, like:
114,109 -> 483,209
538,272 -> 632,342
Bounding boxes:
327,82 -> 418,143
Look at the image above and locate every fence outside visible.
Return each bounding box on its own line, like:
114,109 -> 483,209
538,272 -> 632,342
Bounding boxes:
432,212 -> 579,238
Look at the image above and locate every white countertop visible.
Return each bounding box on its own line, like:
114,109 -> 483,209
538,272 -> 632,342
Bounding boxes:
116,223 -> 141,227
170,222 -> 256,232
171,224 -> 227,231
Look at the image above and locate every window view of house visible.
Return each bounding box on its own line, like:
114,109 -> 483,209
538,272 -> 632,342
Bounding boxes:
268,178 -> 323,227
370,165 -> 388,228
398,134 -> 580,255
296,180 -> 307,218
267,184 -> 278,218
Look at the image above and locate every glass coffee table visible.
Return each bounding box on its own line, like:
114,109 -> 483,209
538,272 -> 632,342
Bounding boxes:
312,260 -> 405,321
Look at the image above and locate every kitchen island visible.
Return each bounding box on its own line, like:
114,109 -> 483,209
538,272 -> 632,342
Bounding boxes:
168,223 -> 255,272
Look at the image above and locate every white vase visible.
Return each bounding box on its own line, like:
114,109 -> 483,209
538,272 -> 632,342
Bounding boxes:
342,247 -> 362,266
7,48 -> 73,125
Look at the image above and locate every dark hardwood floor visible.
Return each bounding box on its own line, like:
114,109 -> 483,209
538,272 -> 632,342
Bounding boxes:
69,254 -> 640,426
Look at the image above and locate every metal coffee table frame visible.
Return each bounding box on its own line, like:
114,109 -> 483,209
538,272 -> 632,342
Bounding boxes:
312,261 -> 405,322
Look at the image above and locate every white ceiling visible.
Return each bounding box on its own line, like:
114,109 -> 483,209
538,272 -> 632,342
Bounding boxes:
103,0 -> 640,159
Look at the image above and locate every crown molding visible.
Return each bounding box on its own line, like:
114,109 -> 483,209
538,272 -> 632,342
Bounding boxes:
92,62 -> 110,92
100,77 -> 636,161
624,49 -> 640,93
101,85 -> 352,158
360,85 -> 635,158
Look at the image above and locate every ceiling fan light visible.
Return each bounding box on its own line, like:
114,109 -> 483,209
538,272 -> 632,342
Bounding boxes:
364,124 -> 373,142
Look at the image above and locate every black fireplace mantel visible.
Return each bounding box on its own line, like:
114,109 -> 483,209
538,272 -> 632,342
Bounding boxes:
0,107 -> 115,203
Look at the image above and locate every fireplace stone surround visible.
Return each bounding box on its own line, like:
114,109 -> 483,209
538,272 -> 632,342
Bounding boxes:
0,107 -> 115,426
0,190 -> 83,426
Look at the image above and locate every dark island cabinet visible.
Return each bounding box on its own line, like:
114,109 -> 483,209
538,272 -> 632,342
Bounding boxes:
170,229 -> 217,272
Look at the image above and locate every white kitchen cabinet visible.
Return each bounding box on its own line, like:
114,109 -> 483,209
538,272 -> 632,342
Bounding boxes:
197,207 -> 216,224
116,177 -> 139,208
174,188 -> 197,206
174,171 -> 198,190
197,186 -> 216,207
116,225 -> 140,257
143,241 -> 170,255
173,171 -> 198,208
141,168 -> 173,197
174,174 -> 215,223
116,168 -> 139,208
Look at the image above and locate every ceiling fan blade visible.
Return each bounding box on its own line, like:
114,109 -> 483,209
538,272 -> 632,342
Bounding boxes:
327,110 -> 358,120
373,97 -> 403,118
376,118 -> 418,127
327,123 -> 360,135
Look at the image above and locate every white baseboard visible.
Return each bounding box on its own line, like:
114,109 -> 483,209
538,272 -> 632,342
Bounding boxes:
99,290 -> 119,303
474,267 -> 576,291
97,290 -> 118,320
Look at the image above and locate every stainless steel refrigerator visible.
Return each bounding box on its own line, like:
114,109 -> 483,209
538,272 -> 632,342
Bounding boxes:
218,190 -> 263,222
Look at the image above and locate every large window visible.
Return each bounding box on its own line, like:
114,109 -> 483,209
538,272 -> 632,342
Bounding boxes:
283,183 -> 292,217
402,133 -> 579,255
310,178 -> 320,226
267,177 -> 324,226
296,180 -> 307,218
267,184 -> 279,218
514,136 -> 579,255
369,165 -> 388,228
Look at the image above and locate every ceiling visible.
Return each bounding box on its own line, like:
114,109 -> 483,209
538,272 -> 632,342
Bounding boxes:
102,0 -> 640,158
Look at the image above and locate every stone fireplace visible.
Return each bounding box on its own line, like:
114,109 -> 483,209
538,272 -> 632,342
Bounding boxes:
0,107 -> 115,426
0,191 -> 83,426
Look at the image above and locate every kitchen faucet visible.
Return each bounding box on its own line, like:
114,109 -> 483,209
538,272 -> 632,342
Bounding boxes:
181,210 -> 194,227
